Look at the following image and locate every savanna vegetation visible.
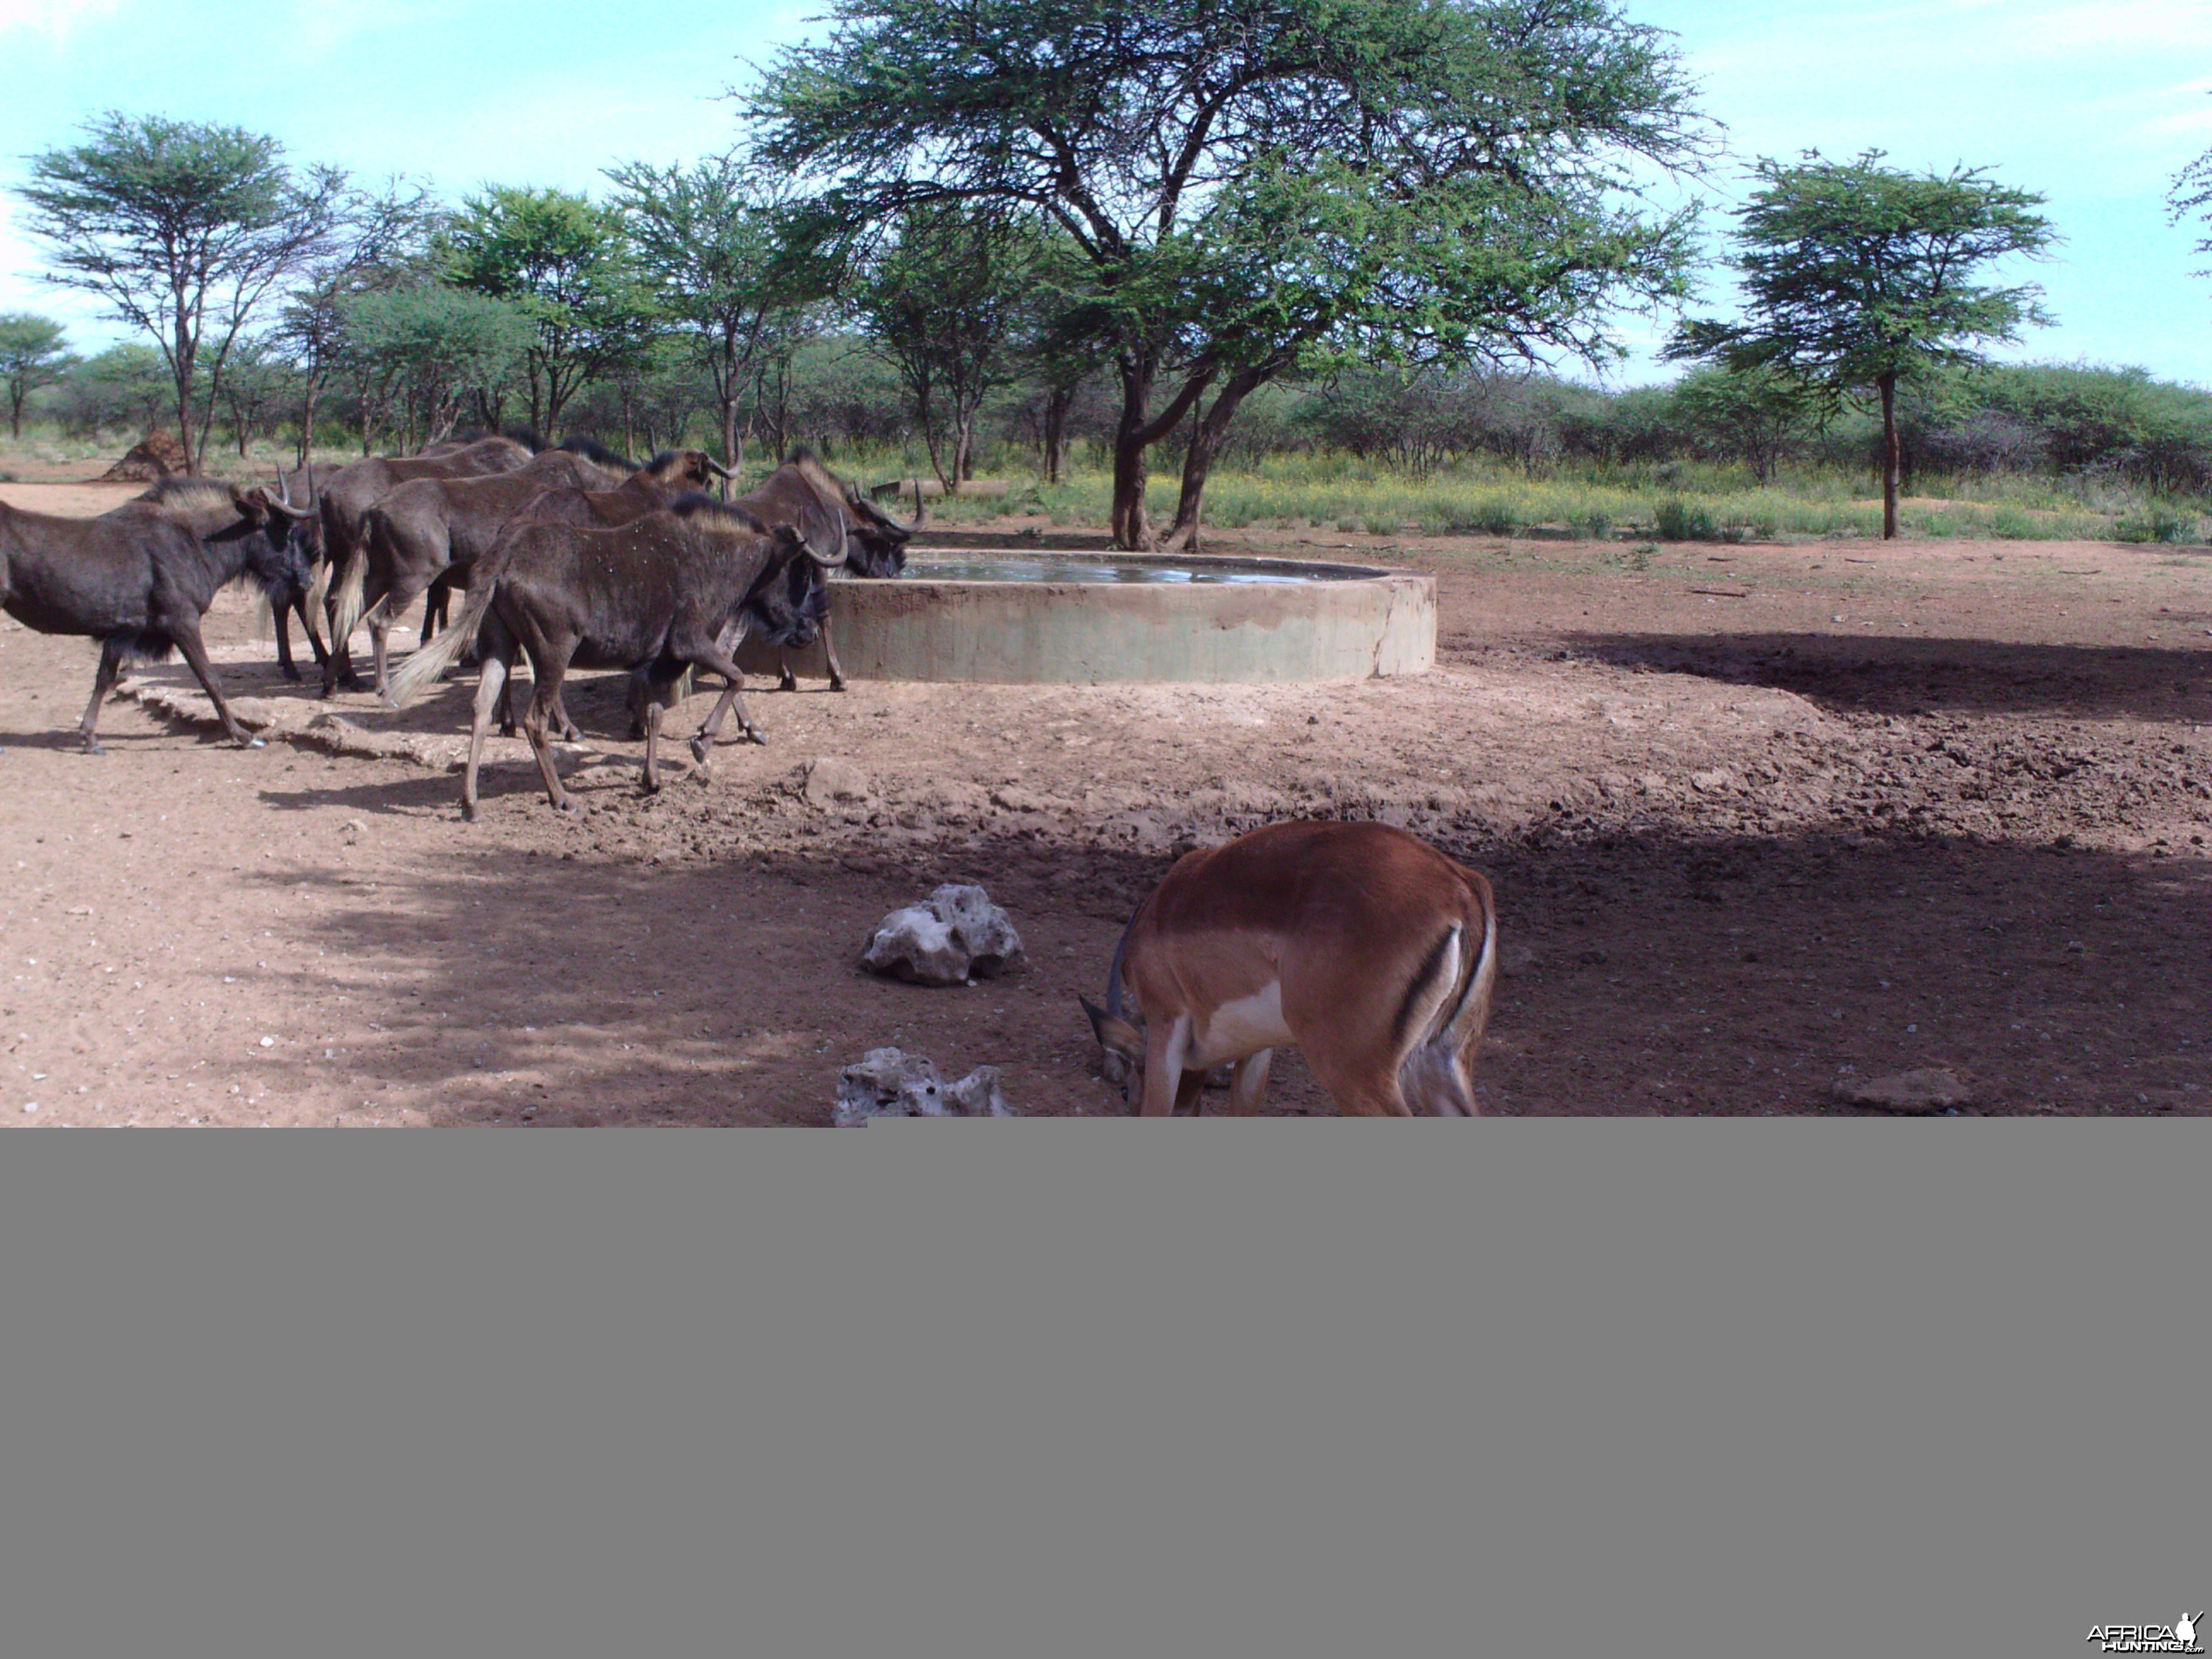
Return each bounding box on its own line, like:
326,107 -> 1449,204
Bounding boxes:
5,8 -> 2212,550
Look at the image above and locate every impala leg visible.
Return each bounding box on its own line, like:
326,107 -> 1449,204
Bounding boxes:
1171,1067 -> 1207,1116
462,647 -> 509,823
1227,1049 -> 1275,1115
1137,1015 -> 1190,1117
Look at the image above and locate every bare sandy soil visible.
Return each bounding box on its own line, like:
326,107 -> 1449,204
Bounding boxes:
4,477 -> 2209,1124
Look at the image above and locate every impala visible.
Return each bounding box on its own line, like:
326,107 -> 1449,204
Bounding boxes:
1081,820 -> 1500,1117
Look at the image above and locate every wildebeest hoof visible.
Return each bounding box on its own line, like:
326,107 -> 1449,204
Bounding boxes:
776,674 -> 797,693
741,724 -> 769,745
462,802 -> 480,823
282,665 -> 303,682
688,735 -> 712,766
830,680 -> 847,693
553,799 -> 579,816
82,741 -> 106,756
241,736 -> 266,750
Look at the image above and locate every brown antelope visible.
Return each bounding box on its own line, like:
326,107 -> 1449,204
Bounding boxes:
1080,821 -> 1500,1117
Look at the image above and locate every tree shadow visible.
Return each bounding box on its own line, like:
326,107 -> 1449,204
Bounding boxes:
1561,630 -> 2212,724
243,790 -> 2212,1121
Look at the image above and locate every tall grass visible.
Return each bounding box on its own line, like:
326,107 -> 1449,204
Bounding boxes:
903,452 -> 2170,542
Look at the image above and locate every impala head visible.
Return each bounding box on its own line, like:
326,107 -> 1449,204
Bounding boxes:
1078,918 -> 1144,1099
1079,995 -> 1144,1101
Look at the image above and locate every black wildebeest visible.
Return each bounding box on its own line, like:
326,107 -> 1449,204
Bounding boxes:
331,444 -> 646,696
656,449 -> 922,756
386,492 -> 846,819
1,478 -> 317,753
258,466 -> 330,682
314,432 -> 535,691
736,449 -> 920,693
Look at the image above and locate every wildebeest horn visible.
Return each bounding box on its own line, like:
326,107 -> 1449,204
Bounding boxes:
798,503 -> 848,569
706,456 -> 733,479
260,489 -> 314,522
274,468 -> 291,507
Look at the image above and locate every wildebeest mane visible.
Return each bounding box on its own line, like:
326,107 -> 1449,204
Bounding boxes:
130,476 -> 239,514
666,491 -> 773,537
561,435 -> 636,470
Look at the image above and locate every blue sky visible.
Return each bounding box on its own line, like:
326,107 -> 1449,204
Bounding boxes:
3,0 -> 2209,387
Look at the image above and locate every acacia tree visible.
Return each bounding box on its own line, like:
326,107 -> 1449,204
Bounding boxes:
272,179 -> 438,464
15,112 -> 346,468
2172,113 -> 2212,283
1668,150 -> 2055,539
445,187 -> 656,436
1669,365 -> 1820,484
0,314 -> 75,438
857,203 -> 1037,491
338,285 -> 534,452
751,0 -> 1706,548
606,158 -> 832,477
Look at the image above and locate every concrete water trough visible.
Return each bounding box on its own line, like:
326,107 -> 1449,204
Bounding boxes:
737,552 -> 1436,685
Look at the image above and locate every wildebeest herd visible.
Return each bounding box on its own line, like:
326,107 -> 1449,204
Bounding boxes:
1,434 -> 1500,1116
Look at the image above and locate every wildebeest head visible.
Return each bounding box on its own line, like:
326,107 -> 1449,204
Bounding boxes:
782,448 -> 917,578
640,449 -> 733,492
211,485 -> 322,602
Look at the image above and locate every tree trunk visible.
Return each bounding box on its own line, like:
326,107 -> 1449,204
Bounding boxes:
1163,367 -> 1271,552
1879,371 -> 1900,541
297,384 -> 319,468
1043,386 -> 1071,485
720,394 -> 740,489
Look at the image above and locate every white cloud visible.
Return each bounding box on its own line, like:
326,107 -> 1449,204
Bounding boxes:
0,0 -> 125,38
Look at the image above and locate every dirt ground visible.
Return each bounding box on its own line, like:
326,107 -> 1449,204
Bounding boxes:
4,477 -> 2209,1124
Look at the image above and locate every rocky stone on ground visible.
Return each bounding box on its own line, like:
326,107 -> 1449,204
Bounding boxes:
99,430 -> 190,482
834,1047 -> 1015,1124
1831,1068 -> 1971,1113
860,883 -> 1025,985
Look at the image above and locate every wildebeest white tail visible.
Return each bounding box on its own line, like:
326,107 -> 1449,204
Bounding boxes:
327,523 -> 373,643
386,580 -> 493,708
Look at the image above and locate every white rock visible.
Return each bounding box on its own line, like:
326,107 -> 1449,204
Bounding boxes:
860,884 -> 1025,986
834,1048 -> 1015,1124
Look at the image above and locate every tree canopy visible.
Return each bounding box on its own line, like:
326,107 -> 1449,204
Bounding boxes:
0,314 -> 75,439
445,186 -> 657,435
1666,149 -> 2055,537
750,0 -> 1709,546
14,112 -> 346,467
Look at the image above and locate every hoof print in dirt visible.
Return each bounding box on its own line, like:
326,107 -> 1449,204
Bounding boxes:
834,1047 -> 1015,1124
801,756 -> 872,809
1831,1068 -> 1971,1113
860,883 -> 1025,987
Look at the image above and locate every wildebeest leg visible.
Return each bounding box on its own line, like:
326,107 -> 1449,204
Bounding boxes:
640,693 -> 665,795
421,572 -> 451,649
273,602 -> 303,682
520,652 -> 577,813
690,673 -> 766,762
463,642 -> 511,823
77,636 -> 129,755
776,650 -> 798,692
295,595 -> 330,671
170,616 -> 265,749
820,615 -> 846,692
